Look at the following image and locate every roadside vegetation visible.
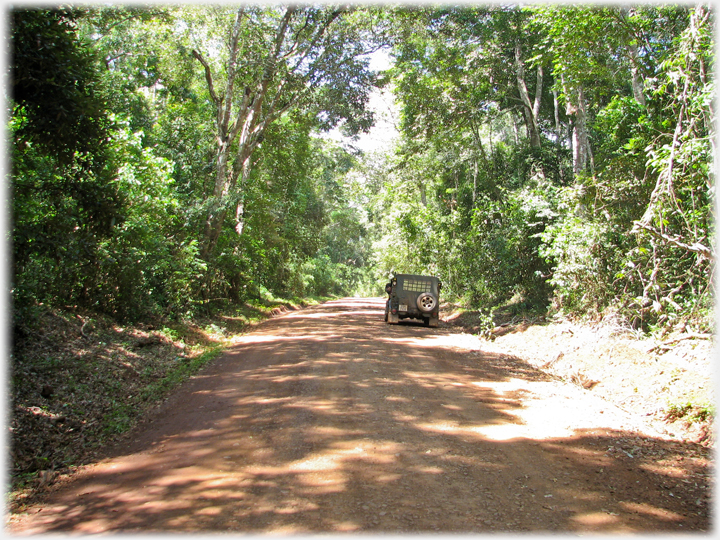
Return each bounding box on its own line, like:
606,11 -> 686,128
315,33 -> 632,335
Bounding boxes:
370,5 -> 714,335
8,3 -> 714,511
9,294 -> 326,511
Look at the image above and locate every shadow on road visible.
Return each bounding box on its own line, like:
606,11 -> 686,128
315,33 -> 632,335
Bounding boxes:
11,298 -> 711,534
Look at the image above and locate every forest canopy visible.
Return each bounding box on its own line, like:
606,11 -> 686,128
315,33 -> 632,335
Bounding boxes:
9,3 -> 715,334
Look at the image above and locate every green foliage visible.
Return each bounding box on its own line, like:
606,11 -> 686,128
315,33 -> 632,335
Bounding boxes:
666,402 -> 714,424
9,4 -> 714,336
91,121 -> 207,320
10,9 -> 124,316
540,5 -> 714,330
539,188 -> 627,317
11,8 -> 109,163
373,4 -> 713,333
11,143 -> 121,308
466,181 -> 556,308
103,402 -> 134,435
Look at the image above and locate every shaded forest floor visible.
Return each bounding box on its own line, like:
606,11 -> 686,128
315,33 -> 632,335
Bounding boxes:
7,298 -> 312,511
8,297 -> 714,515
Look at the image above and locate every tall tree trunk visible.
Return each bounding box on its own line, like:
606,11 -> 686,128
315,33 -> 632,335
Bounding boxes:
552,88 -> 568,182
469,117 -> 490,203
195,7 -> 296,258
514,41 -> 542,148
511,113 -> 521,146
562,76 -> 590,176
472,158 -> 478,203
617,8 -> 647,107
232,146 -> 254,236
552,88 -> 561,148
533,65 -> 543,127
628,42 -> 647,107
570,103 -> 589,176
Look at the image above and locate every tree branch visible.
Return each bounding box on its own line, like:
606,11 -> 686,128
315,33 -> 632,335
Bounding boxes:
220,8 -> 245,137
631,220 -> 715,262
647,331 -> 713,353
192,49 -> 219,106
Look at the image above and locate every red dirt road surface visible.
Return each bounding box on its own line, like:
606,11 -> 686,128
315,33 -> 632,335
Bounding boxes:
8,298 -> 711,533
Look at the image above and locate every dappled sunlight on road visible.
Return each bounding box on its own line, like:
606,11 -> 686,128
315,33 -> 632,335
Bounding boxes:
10,297 -> 711,534
232,333 -> 343,343
280,309 -> 380,320
466,379 -> 604,440
391,332 -> 485,351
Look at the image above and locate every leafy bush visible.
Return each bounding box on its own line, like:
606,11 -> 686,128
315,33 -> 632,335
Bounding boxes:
539,184 -> 627,318
88,122 -> 206,321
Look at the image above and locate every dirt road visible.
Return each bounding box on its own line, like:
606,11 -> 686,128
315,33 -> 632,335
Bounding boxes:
8,298 -> 711,533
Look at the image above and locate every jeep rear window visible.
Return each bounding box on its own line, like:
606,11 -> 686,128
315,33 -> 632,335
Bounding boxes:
401,279 -> 432,293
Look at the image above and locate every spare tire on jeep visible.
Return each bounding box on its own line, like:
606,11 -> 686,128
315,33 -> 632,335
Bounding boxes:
416,292 -> 436,312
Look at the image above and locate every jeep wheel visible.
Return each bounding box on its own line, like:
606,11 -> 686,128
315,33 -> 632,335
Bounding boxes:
416,292 -> 437,313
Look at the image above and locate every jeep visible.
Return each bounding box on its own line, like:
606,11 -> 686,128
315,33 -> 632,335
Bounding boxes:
384,274 -> 441,327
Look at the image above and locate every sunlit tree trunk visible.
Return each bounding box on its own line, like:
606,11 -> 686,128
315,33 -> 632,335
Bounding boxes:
628,42 -> 647,107
552,88 -> 561,147
617,8 -> 647,107
514,41 -> 542,148
563,76 -> 590,176
193,6 -> 363,258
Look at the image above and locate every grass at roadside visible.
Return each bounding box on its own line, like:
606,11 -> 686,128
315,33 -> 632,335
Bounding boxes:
8,295 -> 331,512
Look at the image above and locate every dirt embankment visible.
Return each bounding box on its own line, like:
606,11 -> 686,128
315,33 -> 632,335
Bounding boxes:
443,308 -> 714,446
7,298 -> 712,534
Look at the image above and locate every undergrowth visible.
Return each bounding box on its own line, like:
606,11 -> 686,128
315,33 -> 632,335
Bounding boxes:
665,402 -> 715,424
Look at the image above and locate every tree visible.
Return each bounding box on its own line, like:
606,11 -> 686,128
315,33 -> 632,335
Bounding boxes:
537,5 -> 714,329
381,6 -> 563,307
630,5 -> 715,326
182,5 -> 384,257
533,5 -> 690,176
11,8 -> 109,162
10,8 -> 124,310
